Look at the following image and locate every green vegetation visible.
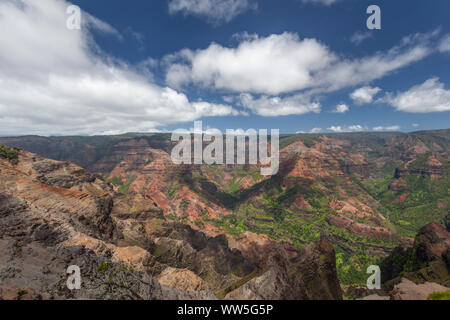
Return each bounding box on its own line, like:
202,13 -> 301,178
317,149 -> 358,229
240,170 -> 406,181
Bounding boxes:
380,246 -> 411,282
117,175 -> 137,194
203,189 -> 396,285
108,176 -> 123,187
279,134 -> 321,149
335,248 -> 383,285
194,219 -> 205,229
352,154 -> 449,238
165,214 -> 177,221
204,214 -> 247,236
189,174 -> 399,284
97,262 -> 111,276
387,172 -> 449,237
229,175 -> 242,194
96,261 -> 136,293
0,144 -> 19,164
168,187 -> 177,198
428,291 -> 450,300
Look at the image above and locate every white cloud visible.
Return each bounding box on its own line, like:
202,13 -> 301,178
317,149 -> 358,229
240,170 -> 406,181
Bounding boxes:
328,125 -> 368,133
350,86 -> 381,105
168,0 -> 257,25
412,123 -> 420,127
382,78 -> 450,113
83,12 -> 122,39
166,31 -> 436,96
373,125 -> 401,132
238,93 -> 321,117
332,103 -> 349,113
166,33 -> 336,95
350,31 -> 373,45
439,34 -> 450,52
0,0 -> 236,136
232,31 -> 259,42
222,96 -> 235,103
296,128 -> 322,134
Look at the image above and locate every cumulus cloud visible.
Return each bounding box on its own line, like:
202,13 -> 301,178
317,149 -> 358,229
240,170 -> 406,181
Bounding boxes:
328,125 -> 368,133
332,104 -> 349,113
0,0 -> 236,136
166,31 -> 436,96
238,93 -> 321,117
166,33 -> 336,95
373,125 -> 401,132
168,0 -> 257,25
350,86 -> 381,105
382,78 -> 450,113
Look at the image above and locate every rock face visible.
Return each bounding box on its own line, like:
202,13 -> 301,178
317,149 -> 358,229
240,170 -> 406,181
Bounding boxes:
0,286 -> 35,300
409,223 -> 450,267
158,267 -> 210,292
294,240 -> 343,300
358,224 -> 450,300
0,148 -> 342,300
389,278 -> 449,300
380,223 -> 450,295
224,240 -> 342,300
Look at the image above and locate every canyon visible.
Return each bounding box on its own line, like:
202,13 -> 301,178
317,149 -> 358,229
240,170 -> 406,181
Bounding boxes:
0,129 -> 448,299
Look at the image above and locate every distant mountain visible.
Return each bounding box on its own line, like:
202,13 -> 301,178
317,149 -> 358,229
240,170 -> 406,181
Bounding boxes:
0,129 -> 449,285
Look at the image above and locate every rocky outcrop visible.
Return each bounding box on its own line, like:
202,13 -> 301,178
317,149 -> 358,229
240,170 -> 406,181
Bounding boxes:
0,286 -> 35,300
158,267 -> 210,292
357,277 -> 449,300
292,240 -> 343,300
0,148 -> 343,300
224,256 -> 305,300
0,150 -> 116,242
408,223 -> 450,268
0,150 -> 218,300
380,223 -> 450,293
225,240 -> 342,300
228,232 -> 299,263
389,278 -> 448,300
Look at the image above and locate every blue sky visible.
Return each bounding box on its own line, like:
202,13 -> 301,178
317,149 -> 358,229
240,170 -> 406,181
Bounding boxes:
0,0 -> 449,135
